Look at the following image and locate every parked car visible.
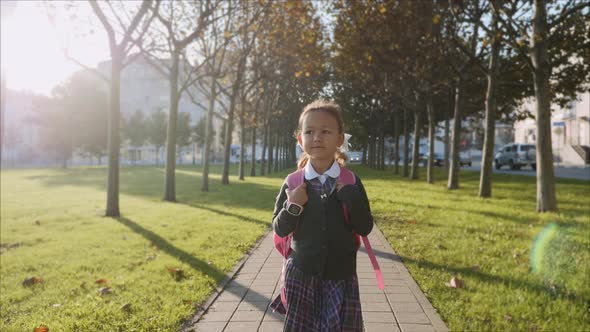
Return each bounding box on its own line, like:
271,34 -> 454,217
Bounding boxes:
495,143 -> 536,170
347,151 -> 362,163
408,153 -> 426,165
421,152 -> 444,167
459,152 -> 472,167
421,152 -> 471,167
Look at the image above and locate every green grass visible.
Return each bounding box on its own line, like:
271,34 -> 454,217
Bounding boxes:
1,164 -> 589,331
1,164 -> 284,331
355,166 -> 590,332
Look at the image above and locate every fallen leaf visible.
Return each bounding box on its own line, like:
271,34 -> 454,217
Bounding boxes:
33,325 -> 49,332
120,303 -> 131,312
95,278 -> 107,285
22,277 -> 44,287
435,244 -> 447,250
407,220 -> 417,224
98,286 -> 112,295
446,277 -> 464,288
504,314 -> 513,321
166,266 -> 185,281
35,220 -> 41,226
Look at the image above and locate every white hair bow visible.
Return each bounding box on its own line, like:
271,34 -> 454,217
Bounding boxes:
339,133 -> 352,153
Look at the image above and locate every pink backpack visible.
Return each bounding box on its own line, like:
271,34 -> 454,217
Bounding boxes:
273,166 -> 384,311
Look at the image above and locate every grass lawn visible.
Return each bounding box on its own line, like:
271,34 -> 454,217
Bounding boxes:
1,164 -> 282,331
1,164 -> 589,331
356,166 -> 590,332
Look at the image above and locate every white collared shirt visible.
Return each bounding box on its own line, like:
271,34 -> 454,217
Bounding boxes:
304,160 -> 340,184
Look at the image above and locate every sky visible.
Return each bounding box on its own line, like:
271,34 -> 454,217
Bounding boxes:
0,1 -> 336,97
1,1 -> 109,96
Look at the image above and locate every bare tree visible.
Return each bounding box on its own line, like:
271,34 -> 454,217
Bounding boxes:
83,0 -> 157,217
136,0 -> 219,201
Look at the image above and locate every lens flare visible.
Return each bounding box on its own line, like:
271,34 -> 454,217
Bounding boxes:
530,223 -> 558,274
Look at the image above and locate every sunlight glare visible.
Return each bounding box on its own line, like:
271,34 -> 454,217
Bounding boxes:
1,1 -> 107,96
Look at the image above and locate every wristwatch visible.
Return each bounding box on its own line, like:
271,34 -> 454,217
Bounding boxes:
285,201 -> 304,216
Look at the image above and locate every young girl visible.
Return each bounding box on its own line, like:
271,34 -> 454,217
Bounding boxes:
270,100 -> 374,331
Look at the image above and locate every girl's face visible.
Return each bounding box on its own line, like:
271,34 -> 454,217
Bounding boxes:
297,110 -> 344,163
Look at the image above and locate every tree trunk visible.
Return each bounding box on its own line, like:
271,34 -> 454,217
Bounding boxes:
164,51 -> 180,201
394,109 -> 400,174
362,145 -> 367,166
403,107 -> 410,177
369,135 -> 376,168
380,131 -> 385,170
479,6 -> 500,198
260,120 -> 268,176
273,125 -> 280,173
427,99 -> 435,184
61,154 -> 68,169
201,77 -> 217,192
105,55 -> 122,217
410,110 -> 421,180
222,58 -> 246,185
250,124 -> 256,176
447,77 -> 464,190
267,121 -> 274,175
444,107 -> 450,174
531,0 -> 557,212
375,135 -> 380,169
238,97 -> 246,181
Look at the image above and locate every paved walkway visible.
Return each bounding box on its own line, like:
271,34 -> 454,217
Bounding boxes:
181,226 -> 448,332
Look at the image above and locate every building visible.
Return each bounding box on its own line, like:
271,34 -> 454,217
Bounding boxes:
1,89 -> 45,166
93,55 -> 227,166
1,55 -> 243,168
514,91 -> 590,165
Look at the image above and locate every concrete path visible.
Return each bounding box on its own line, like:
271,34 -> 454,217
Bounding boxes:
181,226 -> 448,332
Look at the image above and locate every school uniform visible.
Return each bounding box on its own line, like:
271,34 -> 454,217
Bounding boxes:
271,161 -> 374,331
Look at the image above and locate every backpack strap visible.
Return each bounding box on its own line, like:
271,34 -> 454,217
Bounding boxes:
338,166 -> 356,185
361,236 -> 384,290
339,167 -> 384,291
286,169 -> 305,189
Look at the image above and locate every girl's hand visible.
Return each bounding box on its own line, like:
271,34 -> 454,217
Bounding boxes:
287,183 -> 308,206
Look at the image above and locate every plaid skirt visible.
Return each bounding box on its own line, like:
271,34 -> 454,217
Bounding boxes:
270,257 -> 363,331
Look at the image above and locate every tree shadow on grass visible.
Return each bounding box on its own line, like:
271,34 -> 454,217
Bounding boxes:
363,246 -> 583,304
116,216 -> 225,281
116,216 -> 280,330
26,165 -> 282,212
179,202 -> 270,228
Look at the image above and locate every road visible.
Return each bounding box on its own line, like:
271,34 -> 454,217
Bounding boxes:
462,160 -> 590,181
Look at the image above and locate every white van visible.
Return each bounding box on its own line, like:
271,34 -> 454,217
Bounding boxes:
495,143 -> 536,170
